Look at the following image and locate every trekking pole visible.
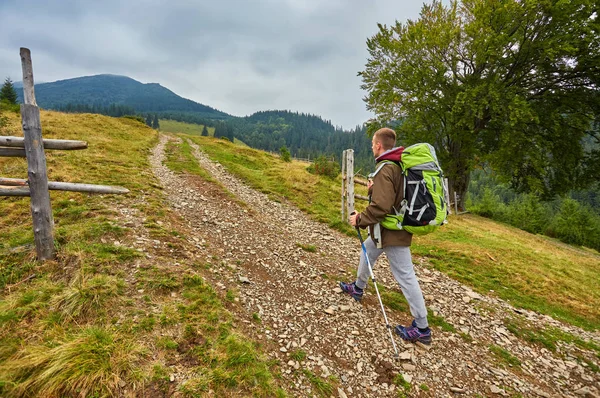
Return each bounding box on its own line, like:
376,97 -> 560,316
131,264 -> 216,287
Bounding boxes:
354,226 -> 399,358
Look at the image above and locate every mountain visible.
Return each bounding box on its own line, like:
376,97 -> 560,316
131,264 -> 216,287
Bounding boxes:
16,74 -> 230,119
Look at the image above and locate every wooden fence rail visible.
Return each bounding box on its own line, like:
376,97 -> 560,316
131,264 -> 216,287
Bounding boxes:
0,136 -> 88,150
0,48 -> 128,261
0,178 -> 129,195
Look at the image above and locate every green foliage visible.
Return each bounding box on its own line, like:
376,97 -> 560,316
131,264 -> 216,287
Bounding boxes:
307,155 -> 340,179
469,171 -> 600,251
60,102 -> 137,117
393,373 -> 411,396
360,0 -> 600,205
547,199 -> 600,249
0,78 -> 18,105
223,110 -> 374,173
469,187 -> 505,219
280,145 -> 291,162
120,115 -> 145,124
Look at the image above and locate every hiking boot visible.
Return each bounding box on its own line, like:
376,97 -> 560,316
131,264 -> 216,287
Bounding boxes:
395,320 -> 432,345
339,281 -> 363,302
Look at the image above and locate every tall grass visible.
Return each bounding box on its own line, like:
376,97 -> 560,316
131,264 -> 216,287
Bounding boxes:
0,327 -> 145,397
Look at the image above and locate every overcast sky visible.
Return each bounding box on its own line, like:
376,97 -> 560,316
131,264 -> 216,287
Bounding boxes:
0,0 -> 425,129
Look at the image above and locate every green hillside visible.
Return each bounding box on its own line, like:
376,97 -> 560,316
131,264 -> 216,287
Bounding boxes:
1,111 -> 598,396
16,74 -> 230,119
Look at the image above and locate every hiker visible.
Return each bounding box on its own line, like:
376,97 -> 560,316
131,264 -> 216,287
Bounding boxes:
340,127 -> 431,345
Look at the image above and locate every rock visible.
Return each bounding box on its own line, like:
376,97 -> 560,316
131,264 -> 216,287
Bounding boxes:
402,373 -> 413,383
574,387 -> 593,397
450,386 -> 466,394
338,388 -> 348,398
280,347 -> 287,353
490,385 -> 503,394
402,364 -> 416,371
532,389 -> 552,398
324,307 -> 336,315
239,276 -> 250,283
334,287 -> 343,293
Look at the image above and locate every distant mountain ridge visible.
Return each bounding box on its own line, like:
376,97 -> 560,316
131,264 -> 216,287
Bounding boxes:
16,74 -> 230,119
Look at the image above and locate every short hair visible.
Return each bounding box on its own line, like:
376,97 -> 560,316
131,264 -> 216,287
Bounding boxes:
373,128 -> 397,150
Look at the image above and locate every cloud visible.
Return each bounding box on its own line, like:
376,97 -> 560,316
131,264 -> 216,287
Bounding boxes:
0,0 -> 423,128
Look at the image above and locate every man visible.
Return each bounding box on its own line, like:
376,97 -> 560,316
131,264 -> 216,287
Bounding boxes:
340,127 -> 431,345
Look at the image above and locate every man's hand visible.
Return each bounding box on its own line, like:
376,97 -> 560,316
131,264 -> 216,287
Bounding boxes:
349,211 -> 359,227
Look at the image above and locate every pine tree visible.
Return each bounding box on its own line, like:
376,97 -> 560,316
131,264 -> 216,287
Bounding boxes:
152,114 -> 160,129
145,114 -> 152,127
0,77 -> 18,104
201,125 -> 209,136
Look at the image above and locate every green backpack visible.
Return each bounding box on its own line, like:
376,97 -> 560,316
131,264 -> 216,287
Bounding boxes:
373,143 -> 448,235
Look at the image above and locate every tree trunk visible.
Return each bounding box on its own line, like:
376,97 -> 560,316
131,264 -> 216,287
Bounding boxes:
446,140 -> 471,212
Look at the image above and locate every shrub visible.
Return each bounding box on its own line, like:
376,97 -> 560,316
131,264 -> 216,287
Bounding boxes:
504,194 -> 552,234
307,155 -> 339,179
547,199 -> 600,250
470,187 -> 505,219
120,115 -> 146,124
280,146 -> 291,162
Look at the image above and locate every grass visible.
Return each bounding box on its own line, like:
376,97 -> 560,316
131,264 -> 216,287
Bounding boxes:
163,138 -> 215,182
413,214 -> 600,330
296,243 -> 317,252
289,349 -> 307,362
160,119 -> 214,137
184,133 -> 368,235
505,316 -> 600,356
302,369 -> 334,397
393,373 -> 411,397
0,111 -> 285,397
489,344 -> 521,368
0,326 -> 146,397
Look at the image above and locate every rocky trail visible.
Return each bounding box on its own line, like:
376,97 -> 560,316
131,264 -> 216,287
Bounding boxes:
149,134 -> 600,397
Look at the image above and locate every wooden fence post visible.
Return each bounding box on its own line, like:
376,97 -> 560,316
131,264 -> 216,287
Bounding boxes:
20,47 -> 55,260
346,149 -> 355,218
341,150 -> 346,222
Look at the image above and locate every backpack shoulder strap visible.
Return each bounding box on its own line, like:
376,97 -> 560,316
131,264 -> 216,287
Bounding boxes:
369,160 -> 399,179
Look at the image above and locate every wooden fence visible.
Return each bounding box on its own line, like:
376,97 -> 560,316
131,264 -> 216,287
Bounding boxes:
0,48 -> 129,261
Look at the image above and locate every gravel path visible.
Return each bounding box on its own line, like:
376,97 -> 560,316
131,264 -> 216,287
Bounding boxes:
150,134 -> 600,397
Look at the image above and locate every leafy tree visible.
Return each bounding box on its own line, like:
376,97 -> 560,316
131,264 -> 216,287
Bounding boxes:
201,125 -> 209,136
360,0 -> 600,209
0,77 -> 18,105
280,146 -> 291,162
